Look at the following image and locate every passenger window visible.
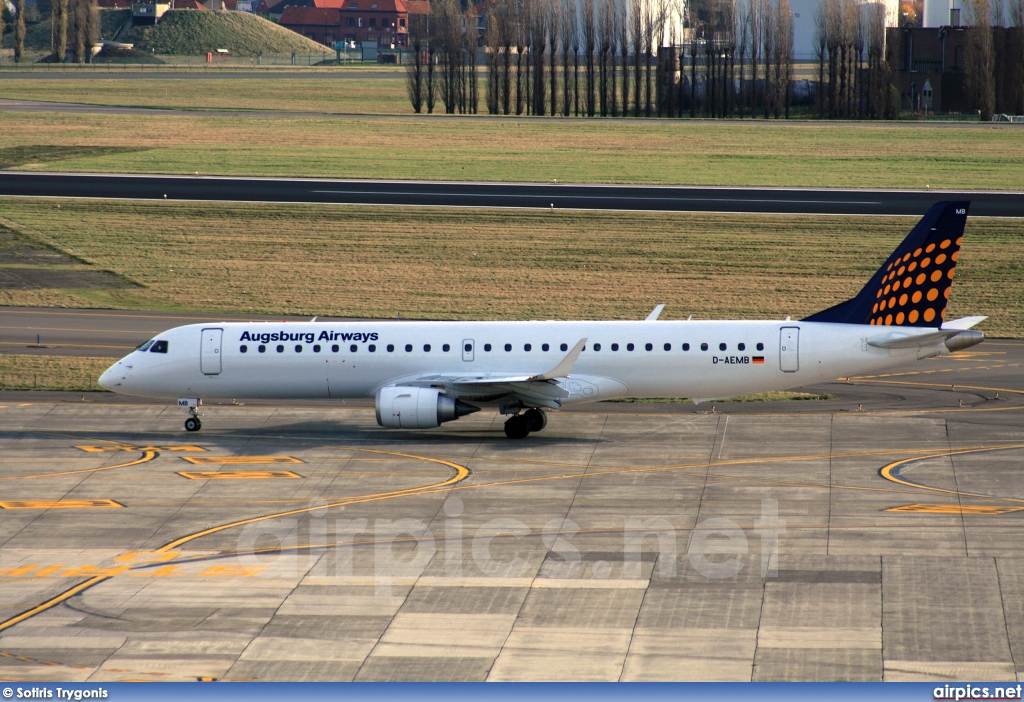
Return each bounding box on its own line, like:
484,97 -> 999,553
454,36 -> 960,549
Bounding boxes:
295,345 -> 303,353
138,341 -> 154,352
738,343 -> 746,351
505,343 -> 512,352
593,343 -> 601,351
645,343 -> 653,351
424,344 -> 431,352
258,345 -> 266,353
443,344 -> 450,352
719,343 -> 727,351
627,343 -> 634,351
150,340 -> 169,353
313,344 -> 321,353
333,344 -> 340,353
611,343 -> 619,351
560,343 -> 568,352
700,343 -> 708,351
240,345 -> 248,353
387,344 -> 394,352
525,343 -> 532,352
277,345 -> 284,353
682,343 -> 690,351
542,343 -> 550,352
663,343 -> 671,351
484,343 -> 492,352
405,344 -> 413,352
369,344 -> 376,352
351,344 -> 358,353
757,342 -> 764,351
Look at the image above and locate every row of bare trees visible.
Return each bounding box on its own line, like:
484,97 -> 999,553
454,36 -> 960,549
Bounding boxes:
814,0 -> 896,118
53,0 -> 101,63
4,0 -> 98,62
408,0 -> 808,118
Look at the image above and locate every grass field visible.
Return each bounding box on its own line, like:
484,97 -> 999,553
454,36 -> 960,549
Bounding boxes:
0,354 -> 109,391
1,199 -> 1021,337
1,109 -> 1022,188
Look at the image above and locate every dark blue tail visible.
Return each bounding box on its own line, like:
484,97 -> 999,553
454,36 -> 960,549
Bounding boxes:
803,201 -> 969,327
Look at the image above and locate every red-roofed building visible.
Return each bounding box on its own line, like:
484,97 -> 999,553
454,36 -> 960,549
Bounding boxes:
98,0 -> 134,8
278,0 -> 408,47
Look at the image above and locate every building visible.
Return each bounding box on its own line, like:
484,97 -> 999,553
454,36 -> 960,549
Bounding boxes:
888,25 -> 967,111
277,0 -> 409,47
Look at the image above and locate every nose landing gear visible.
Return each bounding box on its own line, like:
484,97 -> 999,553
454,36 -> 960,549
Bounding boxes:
179,398 -> 203,432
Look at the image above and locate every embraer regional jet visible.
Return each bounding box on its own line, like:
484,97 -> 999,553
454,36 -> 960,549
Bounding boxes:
99,201 -> 985,439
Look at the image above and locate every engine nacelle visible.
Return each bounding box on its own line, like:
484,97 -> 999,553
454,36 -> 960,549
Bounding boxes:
375,386 -> 480,429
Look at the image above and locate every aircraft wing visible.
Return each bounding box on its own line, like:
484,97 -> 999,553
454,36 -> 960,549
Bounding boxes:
385,339 -> 588,409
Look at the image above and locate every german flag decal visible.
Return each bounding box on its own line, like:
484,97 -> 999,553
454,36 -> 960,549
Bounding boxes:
752,357 -> 765,364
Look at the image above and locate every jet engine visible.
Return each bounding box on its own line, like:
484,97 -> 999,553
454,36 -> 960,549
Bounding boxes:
375,386 -> 480,428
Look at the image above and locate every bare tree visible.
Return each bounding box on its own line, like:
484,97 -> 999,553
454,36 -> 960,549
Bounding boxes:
617,0 -> 630,116
52,0 -> 68,63
775,0 -> 793,117
738,1 -> 749,116
632,0 -> 644,115
560,0 -> 577,115
814,1 -> 827,117
435,0 -> 465,113
407,11 -> 429,112
964,0 -> 996,119
582,0 -> 597,115
70,0 -> 98,63
549,0 -> 560,115
515,0 -> 528,114
14,0 -> 25,63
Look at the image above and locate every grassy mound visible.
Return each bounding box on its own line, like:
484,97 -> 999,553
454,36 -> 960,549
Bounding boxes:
120,10 -> 330,56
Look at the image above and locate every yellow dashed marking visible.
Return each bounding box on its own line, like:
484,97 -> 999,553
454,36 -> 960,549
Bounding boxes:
0,499 -> 124,509
886,504 -> 1024,515
181,456 -> 304,465
178,470 -> 303,480
76,445 -> 205,453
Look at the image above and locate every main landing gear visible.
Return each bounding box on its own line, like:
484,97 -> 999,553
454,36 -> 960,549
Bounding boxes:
504,408 -> 547,439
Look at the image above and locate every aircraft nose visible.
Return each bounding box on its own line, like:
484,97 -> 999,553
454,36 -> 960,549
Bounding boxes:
98,361 -> 123,391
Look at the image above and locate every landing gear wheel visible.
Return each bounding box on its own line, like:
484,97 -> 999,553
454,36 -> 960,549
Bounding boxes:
523,408 -> 547,432
504,414 -> 530,439
184,416 -> 202,432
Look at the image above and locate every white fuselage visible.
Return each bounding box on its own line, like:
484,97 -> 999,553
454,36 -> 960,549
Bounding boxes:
99,319 -> 939,405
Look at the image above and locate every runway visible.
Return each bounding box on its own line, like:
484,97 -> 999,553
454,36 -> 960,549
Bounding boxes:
2,172 -> 1022,216
1,341 -> 1023,681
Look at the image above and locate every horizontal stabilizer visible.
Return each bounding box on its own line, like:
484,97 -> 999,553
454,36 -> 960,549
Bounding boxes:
941,315 -> 988,331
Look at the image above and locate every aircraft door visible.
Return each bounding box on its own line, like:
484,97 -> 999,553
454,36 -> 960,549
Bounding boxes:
201,328 -> 223,375
462,339 -> 474,362
779,327 -> 799,372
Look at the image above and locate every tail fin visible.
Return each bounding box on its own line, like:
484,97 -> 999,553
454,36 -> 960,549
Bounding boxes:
803,201 -> 969,327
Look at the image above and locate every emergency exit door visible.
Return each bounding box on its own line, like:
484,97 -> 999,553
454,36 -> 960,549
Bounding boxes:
201,328 -> 223,375
779,327 -> 799,372
462,339 -> 475,362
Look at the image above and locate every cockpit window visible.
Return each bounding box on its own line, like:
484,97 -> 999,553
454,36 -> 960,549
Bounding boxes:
150,340 -> 169,353
138,341 -> 154,352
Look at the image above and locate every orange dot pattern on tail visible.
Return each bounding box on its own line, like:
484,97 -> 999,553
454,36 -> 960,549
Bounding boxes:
869,235 -> 961,326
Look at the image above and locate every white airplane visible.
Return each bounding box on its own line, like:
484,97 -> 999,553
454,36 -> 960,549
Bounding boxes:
99,201 -> 985,439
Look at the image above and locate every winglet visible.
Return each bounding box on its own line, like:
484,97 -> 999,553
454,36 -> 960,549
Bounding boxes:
531,338 -> 587,381
645,304 -> 665,321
